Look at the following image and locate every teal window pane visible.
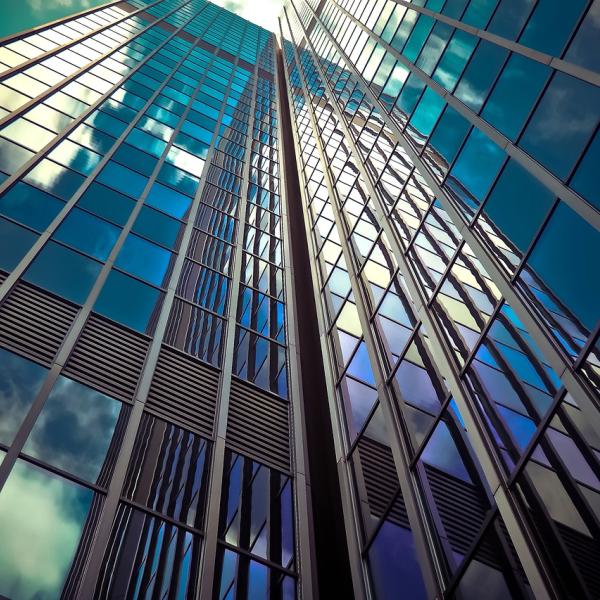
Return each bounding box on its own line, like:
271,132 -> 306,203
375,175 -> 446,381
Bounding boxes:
0,460 -> 93,600
448,128 -> 505,214
487,0 -> 535,39
112,143 -> 157,177
24,241 -> 101,304
115,234 -> 173,286
0,347 -> 48,446
526,203 -> 600,331
145,181 -> 192,219
520,72 -> 600,180
0,217 -> 37,272
126,128 -> 168,158
407,87 -> 445,141
97,161 -> 148,199
24,159 -> 85,200
519,0 -> 586,56
480,160 -> 554,254
432,30 -> 478,92
94,269 -> 162,333
0,182 -> 64,231
77,182 -> 136,226
565,0 -> 600,73
454,41 -> 509,112
462,0 -> 498,27
427,105 -> 471,174
132,206 -> 183,249
23,376 -> 125,484
157,162 -> 199,197
570,129 -> 600,211
53,208 -> 120,261
481,54 -> 549,140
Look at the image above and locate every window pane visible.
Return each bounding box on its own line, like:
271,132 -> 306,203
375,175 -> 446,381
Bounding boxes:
24,241 -> 101,304
115,234 -> 173,286
77,182 -> 136,226
22,376 -> 126,484
132,206 -> 184,248
0,182 -> 64,232
145,181 -> 192,219
0,460 -> 94,599
94,269 -> 162,334
0,347 -> 48,446
0,217 -> 37,272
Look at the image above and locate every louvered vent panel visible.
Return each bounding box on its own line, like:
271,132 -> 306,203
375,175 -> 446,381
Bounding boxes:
227,378 -> 290,471
359,436 -> 409,528
0,282 -> 78,365
145,346 -> 219,436
0,271 -> 7,284
64,315 -> 149,401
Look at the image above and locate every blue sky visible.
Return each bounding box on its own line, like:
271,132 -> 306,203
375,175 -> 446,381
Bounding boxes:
0,0 -> 284,39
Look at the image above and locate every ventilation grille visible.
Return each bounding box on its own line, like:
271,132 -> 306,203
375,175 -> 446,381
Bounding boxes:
145,346 -> 219,436
0,282 -> 78,365
227,377 -> 290,471
63,315 -> 149,401
359,436 -> 409,528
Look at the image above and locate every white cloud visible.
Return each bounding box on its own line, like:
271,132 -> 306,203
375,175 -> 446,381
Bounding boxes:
211,0 -> 284,31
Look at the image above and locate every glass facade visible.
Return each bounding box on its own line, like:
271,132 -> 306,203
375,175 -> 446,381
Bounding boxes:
0,0 -> 598,598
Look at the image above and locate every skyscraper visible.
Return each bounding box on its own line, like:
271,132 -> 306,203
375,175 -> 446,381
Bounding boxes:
0,0 -> 598,599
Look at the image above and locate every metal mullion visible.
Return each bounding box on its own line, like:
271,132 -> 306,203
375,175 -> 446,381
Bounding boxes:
307,0 -> 600,450
0,0 -> 167,83
286,9 -> 444,597
198,57 -> 259,600
331,0 -> 600,234
381,0 -> 600,87
294,4 -> 563,597
0,0 -> 199,132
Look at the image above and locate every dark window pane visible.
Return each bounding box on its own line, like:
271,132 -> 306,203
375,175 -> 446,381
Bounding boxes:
564,0 -> 600,73
571,129 -> 600,211
24,241 -> 101,304
76,182 -> 136,226
132,205 -> 184,248
0,217 -> 37,272
115,234 -> 174,286
94,269 -> 163,334
0,460 -> 94,599
0,347 -> 48,446
53,208 -> 120,261
487,0 -> 535,39
22,376 -> 126,484
97,161 -> 148,199
526,202 -> 600,331
520,72 -> 600,179
0,182 -> 64,231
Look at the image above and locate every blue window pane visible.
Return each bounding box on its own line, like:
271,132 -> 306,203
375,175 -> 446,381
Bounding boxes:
0,460 -> 93,599
94,269 -> 162,333
421,420 -> 471,482
481,160 -> 555,253
0,347 -> 48,446
571,129 -> 600,211
112,143 -> 157,177
0,182 -> 64,231
487,0 -> 535,40
145,182 -> 192,219
126,128 -> 168,158
527,203 -> 600,331
24,160 -> 85,200
115,234 -> 173,286
24,241 -> 101,304
77,182 -> 136,226
0,217 -> 37,272
482,54 -> 549,140
157,162 -> 199,197
454,41 -> 509,112
408,88 -> 445,142
394,74 -> 425,122
520,72 -> 600,179
346,342 -> 376,385
133,206 -> 183,249
433,30 -> 478,92
448,128 -> 505,214
462,0 -> 498,27
53,208 -> 120,261
519,0 -> 586,55
97,161 -> 148,199
427,105 -> 471,175
23,376 -> 124,483
565,0 -> 600,73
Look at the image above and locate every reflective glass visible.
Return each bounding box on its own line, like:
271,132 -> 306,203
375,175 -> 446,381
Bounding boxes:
115,234 -> 173,286
132,206 -> 183,248
0,182 -> 64,231
0,459 -> 93,599
94,269 -> 162,333
24,241 -> 101,304
24,159 -> 84,200
0,217 -> 37,271
571,129 -> 600,211
97,161 -> 148,199
564,0 -> 600,73
0,347 -> 48,446
145,181 -> 192,219
76,182 -> 136,226
53,208 -> 119,261
23,376 -> 124,484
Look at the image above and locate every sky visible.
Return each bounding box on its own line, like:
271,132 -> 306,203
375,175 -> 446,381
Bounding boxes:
0,0 -> 284,39
210,0 -> 284,31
